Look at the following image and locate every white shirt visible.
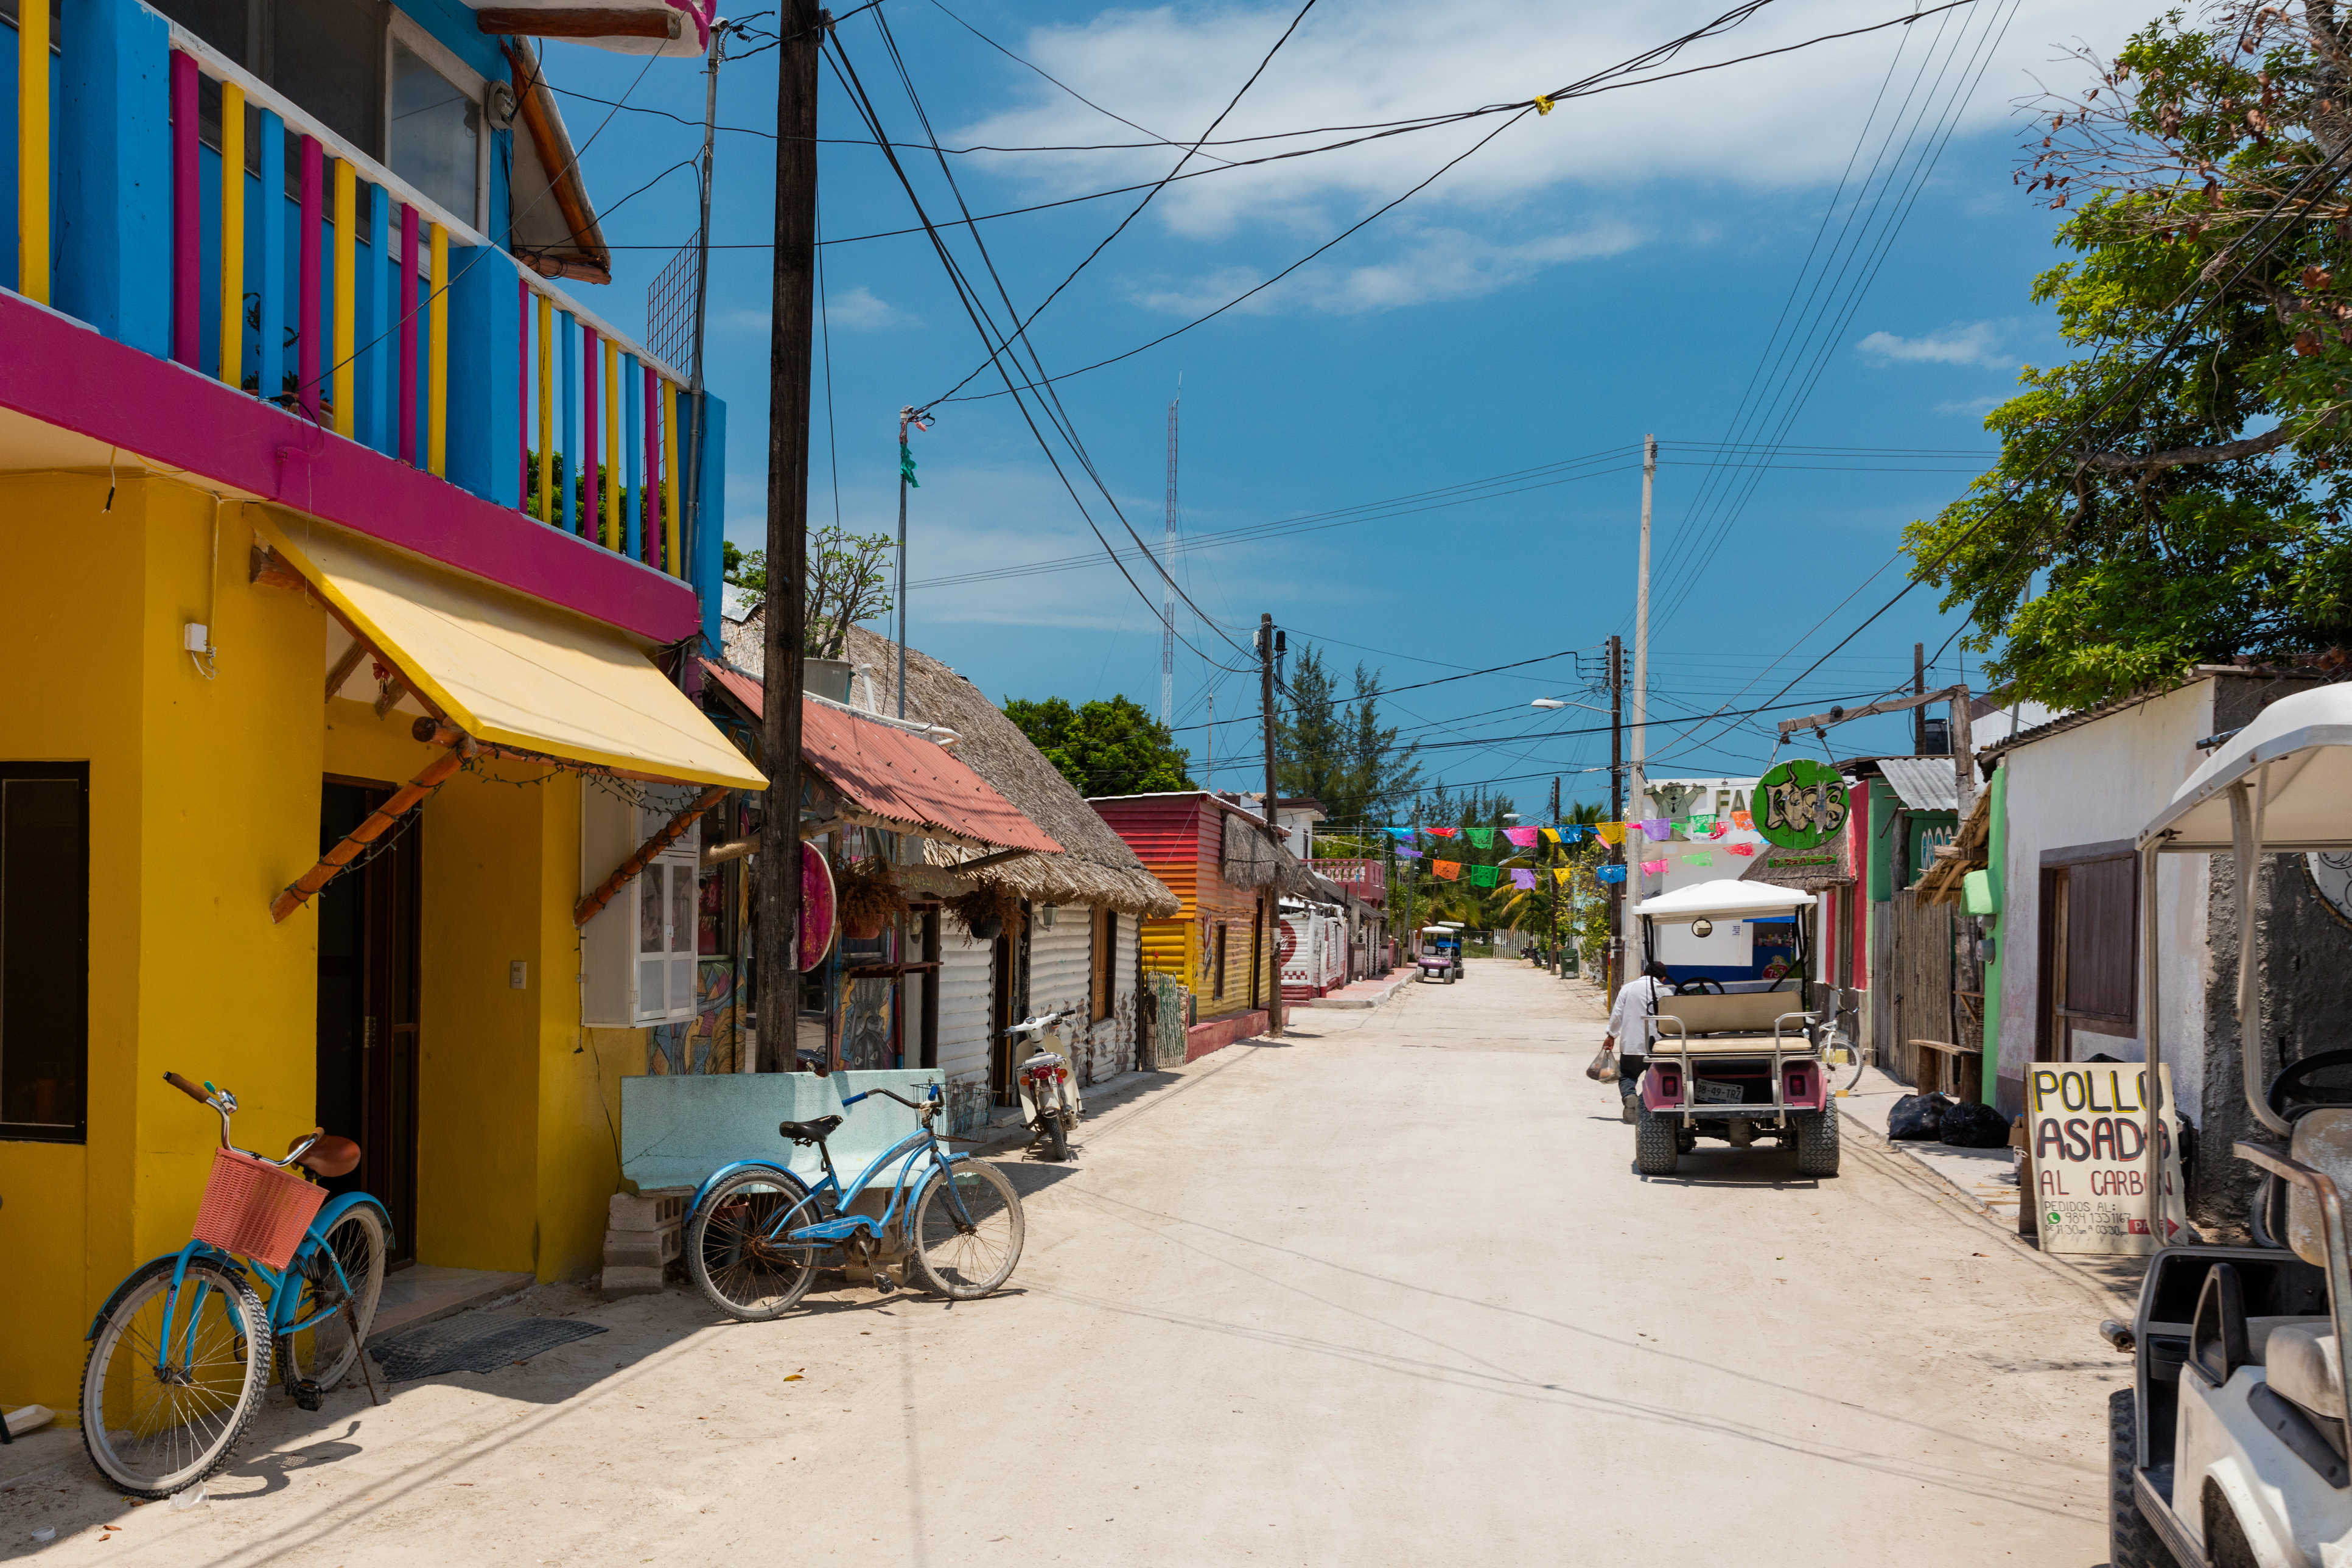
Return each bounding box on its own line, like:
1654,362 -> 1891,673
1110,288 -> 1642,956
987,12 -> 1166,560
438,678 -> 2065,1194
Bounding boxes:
1606,976 -> 1668,1054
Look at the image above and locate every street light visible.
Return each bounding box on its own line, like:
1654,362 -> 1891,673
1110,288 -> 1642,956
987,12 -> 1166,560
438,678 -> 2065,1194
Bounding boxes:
1532,697 -> 1610,715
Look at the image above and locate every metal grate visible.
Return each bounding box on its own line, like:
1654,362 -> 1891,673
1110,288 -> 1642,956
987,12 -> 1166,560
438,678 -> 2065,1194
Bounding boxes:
644,234 -> 701,384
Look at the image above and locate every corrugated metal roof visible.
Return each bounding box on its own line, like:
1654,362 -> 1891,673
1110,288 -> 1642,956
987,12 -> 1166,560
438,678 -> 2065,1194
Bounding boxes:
1876,755 -> 1960,813
703,662 -> 1060,855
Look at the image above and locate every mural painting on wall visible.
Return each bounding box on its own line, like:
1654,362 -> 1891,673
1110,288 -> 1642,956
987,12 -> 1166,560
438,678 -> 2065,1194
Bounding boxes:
645,961 -> 745,1074
839,977 -> 895,1071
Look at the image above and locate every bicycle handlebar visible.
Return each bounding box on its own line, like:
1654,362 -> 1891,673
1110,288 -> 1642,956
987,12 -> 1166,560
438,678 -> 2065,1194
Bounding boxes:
163,1071 -> 211,1104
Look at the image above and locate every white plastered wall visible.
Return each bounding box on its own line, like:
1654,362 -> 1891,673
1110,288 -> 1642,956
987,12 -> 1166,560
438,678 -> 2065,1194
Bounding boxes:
1995,682 -> 2214,1114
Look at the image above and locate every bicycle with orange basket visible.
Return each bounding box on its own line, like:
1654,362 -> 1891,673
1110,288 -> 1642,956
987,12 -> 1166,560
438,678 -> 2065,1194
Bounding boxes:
78,1073 -> 390,1497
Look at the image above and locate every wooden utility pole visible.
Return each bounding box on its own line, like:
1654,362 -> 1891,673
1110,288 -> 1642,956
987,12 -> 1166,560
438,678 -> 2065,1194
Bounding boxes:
1912,642 -> 1927,752
1607,632 -> 1623,994
757,0 -> 822,1073
1259,612 -> 1284,1038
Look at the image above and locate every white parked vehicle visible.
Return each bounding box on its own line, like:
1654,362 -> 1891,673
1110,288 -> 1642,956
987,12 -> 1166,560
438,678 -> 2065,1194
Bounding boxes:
1004,1010 -> 1083,1161
2110,685 -> 2352,1567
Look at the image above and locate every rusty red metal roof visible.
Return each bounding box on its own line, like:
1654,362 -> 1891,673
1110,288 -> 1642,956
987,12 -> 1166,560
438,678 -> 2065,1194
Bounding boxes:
702,662 -> 1060,854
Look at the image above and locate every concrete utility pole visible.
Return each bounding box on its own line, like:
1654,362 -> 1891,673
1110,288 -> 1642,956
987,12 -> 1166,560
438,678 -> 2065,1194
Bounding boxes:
1626,436 -> 1654,984
1548,775 -> 1562,979
1607,633 -> 1623,994
757,0 -> 822,1073
1161,391 -> 1178,728
1258,613 -> 1284,1038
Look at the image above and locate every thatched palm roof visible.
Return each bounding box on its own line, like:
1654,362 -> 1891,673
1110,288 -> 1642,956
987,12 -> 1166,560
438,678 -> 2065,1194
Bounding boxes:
723,605 -> 1176,917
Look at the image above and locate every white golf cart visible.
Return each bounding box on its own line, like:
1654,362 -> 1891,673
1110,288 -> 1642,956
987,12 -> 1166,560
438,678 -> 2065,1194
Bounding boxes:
2111,684 -> 2352,1567
1629,880 -> 1839,1178
1415,924 -> 1464,983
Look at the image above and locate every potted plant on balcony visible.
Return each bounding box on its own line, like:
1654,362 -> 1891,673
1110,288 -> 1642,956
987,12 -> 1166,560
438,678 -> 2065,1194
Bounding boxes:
835,858 -> 909,942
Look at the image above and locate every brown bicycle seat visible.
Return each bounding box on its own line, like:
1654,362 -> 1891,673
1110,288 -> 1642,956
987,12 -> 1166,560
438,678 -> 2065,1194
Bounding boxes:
289,1130 -> 362,1178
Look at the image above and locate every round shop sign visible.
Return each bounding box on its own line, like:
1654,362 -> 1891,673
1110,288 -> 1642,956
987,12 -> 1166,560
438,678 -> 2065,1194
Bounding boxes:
1754,759 -> 1850,850
797,840 -> 838,971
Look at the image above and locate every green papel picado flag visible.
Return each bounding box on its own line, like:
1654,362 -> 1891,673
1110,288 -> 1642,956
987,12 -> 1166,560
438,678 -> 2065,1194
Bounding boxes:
900,441 -> 919,488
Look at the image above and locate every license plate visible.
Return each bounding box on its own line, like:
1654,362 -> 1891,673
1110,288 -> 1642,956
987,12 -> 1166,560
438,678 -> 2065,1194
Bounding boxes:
1694,1079 -> 1743,1105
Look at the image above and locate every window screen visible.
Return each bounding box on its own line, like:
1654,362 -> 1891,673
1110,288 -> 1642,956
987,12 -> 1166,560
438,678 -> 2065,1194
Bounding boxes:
1,765 -> 88,1140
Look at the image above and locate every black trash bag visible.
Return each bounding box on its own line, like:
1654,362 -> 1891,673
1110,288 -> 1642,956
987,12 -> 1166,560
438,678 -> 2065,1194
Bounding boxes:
1939,1100 -> 2013,1149
1887,1092 -> 1952,1141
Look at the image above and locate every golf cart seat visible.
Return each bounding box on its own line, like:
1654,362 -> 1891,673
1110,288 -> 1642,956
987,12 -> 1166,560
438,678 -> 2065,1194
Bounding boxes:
1653,991 -> 1811,1038
2266,1322 -> 2346,1422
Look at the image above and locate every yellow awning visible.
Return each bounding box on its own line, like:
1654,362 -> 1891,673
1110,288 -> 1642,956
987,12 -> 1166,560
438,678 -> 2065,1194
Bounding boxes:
255,511 -> 766,791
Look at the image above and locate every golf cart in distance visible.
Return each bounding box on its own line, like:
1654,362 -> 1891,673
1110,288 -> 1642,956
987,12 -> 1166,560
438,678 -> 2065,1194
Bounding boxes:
1631,880 -> 1838,1178
1416,925 -> 1463,983
2109,685 -> 2352,1568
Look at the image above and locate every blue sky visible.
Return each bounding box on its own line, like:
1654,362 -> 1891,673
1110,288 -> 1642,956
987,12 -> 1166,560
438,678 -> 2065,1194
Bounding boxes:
542,0 -> 2147,818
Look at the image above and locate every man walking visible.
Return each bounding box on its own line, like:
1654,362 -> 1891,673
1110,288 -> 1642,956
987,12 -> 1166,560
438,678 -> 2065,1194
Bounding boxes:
1602,959 -> 1672,1123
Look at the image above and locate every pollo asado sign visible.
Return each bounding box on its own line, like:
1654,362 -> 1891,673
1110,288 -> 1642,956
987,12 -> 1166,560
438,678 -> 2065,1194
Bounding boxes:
2027,1063 -> 2187,1256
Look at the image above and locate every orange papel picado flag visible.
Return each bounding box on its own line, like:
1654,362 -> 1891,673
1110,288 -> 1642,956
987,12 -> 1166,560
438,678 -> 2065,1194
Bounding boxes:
1432,859 -> 1462,880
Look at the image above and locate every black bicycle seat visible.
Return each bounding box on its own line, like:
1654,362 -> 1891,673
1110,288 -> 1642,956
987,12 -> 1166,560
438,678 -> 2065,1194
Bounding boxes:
779,1115 -> 842,1146
2270,1049 -> 2352,1122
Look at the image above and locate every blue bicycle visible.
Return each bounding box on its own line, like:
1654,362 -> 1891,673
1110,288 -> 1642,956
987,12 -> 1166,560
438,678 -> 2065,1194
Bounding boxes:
79,1073 -> 390,1498
682,1080 -> 1024,1319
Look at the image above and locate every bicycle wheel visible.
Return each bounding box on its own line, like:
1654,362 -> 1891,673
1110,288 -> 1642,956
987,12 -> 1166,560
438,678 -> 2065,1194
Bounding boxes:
282,1203 -> 387,1393
685,1168 -> 820,1321
82,1255 -> 273,1499
911,1160 -> 1024,1300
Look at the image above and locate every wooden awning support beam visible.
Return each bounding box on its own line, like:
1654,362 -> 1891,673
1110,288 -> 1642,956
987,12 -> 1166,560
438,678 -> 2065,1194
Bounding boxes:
954,847 -> 1033,875
1775,684 -> 1968,737
576,786 -> 727,927
272,729 -> 474,922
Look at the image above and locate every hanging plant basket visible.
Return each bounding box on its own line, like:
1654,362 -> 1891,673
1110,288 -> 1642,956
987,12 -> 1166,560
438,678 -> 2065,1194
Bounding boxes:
945,879 -> 1023,945
835,856 -> 909,943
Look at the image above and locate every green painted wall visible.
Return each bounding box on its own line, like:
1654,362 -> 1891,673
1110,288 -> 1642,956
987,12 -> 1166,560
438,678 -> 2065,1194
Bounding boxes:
1980,765 -> 2008,1104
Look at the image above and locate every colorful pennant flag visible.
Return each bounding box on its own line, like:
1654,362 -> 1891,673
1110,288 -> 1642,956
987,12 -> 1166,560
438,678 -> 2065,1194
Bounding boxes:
1505,868 -> 1534,889
1731,810 -> 1754,830
1468,864 -> 1499,887
1594,822 -> 1626,845
1385,826 -> 1417,840
1465,827 -> 1495,850
1502,827 -> 1539,849
1727,842 -> 1757,858
1707,822 -> 1728,839
1640,819 -> 1670,839
1596,864 -> 1627,883
1553,866 -> 1575,886
1640,858 -> 1668,875
1395,844 -> 1423,860
1540,827 -> 1561,845
1682,852 -> 1713,867
1432,859 -> 1461,880
1427,826 -> 1458,839
1563,825 -> 1592,843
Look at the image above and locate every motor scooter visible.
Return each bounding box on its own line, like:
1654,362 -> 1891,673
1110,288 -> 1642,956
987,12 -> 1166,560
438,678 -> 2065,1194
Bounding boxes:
1005,1009 -> 1082,1161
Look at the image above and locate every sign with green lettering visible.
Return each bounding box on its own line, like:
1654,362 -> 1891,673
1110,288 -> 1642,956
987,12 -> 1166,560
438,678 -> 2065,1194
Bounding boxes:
2026,1063 -> 2186,1255
1754,760 -> 1849,850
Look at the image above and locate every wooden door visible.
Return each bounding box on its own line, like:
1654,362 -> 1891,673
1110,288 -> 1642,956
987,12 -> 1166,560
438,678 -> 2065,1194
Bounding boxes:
2039,853 -> 2137,1062
315,780 -> 421,1267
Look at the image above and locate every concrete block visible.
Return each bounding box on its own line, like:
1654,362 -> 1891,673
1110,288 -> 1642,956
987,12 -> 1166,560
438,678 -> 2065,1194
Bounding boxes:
602,1226 -> 682,1269
609,1189 -> 688,1232
601,1264 -> 667,1298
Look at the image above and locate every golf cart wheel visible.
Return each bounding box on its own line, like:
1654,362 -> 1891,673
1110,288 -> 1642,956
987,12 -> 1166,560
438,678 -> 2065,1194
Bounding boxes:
2108,1389 -> 2181,1567
1634,1104 -> 1679,1175
1793,1109 -> 1840,1178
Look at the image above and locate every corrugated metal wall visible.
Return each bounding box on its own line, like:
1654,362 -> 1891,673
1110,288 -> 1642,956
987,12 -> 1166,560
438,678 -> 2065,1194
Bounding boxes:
1092,794 -> 1270,1026
937,916 -> 995,1134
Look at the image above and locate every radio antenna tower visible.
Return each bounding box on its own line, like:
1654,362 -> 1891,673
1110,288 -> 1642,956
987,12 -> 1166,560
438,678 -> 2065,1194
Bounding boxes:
1160,381 -> 1180,727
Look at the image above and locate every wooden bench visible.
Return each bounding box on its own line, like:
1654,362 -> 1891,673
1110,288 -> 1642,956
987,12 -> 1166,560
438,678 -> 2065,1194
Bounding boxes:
1911,1038 -> 1983,1102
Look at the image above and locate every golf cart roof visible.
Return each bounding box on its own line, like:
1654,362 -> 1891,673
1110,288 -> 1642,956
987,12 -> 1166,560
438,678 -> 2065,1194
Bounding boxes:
2143,684 -> 2352,852
1634,878 -> 1819,922
1420,926 -> 1458,937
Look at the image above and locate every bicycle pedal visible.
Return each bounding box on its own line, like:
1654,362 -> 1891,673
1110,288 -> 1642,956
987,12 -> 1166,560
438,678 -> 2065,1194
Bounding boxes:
292,1380 -> 325,1412
872,1270 -> 897,1295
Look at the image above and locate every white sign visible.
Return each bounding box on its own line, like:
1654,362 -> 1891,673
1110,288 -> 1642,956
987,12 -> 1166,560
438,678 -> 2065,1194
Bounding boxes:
2026,1063 -> 2186,1255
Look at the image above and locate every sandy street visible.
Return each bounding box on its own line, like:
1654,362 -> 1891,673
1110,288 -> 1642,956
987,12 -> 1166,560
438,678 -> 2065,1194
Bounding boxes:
3,960 -> 2126,1566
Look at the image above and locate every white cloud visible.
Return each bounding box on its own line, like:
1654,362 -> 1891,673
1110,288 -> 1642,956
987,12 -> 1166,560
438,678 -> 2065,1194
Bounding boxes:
1857,321 -> 2007,368
825,285 -> 921,331
723,285 -> 919,335
1129,222 -> 1641,315
1934,395 -> 2003,418
950,0 -> 2151,239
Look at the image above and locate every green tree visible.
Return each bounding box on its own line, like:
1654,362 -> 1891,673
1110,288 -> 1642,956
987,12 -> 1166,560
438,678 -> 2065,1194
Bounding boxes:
723,527 -> 896,659
1276,643 -> 1423,826
1904,7 -> 2352,709
1003,694 -> 1194,797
